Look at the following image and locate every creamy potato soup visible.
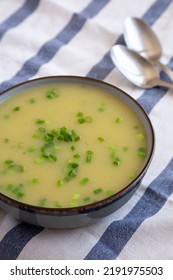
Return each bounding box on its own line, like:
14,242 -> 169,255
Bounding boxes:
0,82 -> 147,208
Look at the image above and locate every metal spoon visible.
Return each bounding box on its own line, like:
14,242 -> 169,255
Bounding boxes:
110,44 -> 173,89
124,17 -> 173,80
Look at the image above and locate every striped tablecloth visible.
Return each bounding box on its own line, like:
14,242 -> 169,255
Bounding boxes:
0,0 -> 173,260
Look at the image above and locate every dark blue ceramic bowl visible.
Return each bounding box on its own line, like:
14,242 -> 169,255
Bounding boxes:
0,76 -> 155,228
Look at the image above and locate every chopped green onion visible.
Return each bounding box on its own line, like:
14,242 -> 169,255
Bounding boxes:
7,184 -> 14,191
93,188 -> 103,194
115,117 -> 123,124
13,165 -> 25,172
56,127 -> 80,142
13,106 -> 20,112
80,177 -> 89,185
56,179 -> 64,186
137,133 -> 145,140
32,178 -> 39,184
78,117 -> 86,124
71,145 -> 75,151
98,103 -> 106,112
113,157 -> 121,166
109,145 -> 116,151
70,201 -> 79,207
35,156 -> 45,164
106,190 -> 114,197
6,183 -> 24,199
98,137 -> 105,142
55,202 -> 62,208
98,107 -> 104,112
29,98 -> 36,104
86,150 -> 94,163
35,119 -> 45,125
38,127 -> 46,134
77,112 -> 93,124
85,116 -> 93,123
4,160 -> 25,172
130,172 -> 137,179
122,146 -> 129,152
4,159 -> 14,166
27,145 -> 37,152
32,133 -> 40,139
63,161 -> 79,182
16,192 -> 25,199
77,112 -> 84,117
73,154 -> 80,159
45,132 -> 54,142
38,198 -> 47,207
46,89 -> 59,99
137,147 -> 146,158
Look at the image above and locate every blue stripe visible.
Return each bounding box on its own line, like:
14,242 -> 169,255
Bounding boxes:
86,0 -> 172,80
0,0 -> 40,40
0,0 -> 110,93
0,223 -> 43,260
85,157 -> 173,259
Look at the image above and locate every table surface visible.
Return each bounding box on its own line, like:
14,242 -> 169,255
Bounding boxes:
0,0 -> 173,260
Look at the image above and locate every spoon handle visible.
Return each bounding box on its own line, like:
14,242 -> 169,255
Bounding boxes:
156,79 -> 173,90
157,61 -> 173,81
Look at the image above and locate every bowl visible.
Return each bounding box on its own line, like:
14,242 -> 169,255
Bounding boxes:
0,76 -> 154,228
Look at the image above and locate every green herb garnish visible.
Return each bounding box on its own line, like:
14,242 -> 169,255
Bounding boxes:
93,188 -> 103,194
137,147 -> 146,158
27,145 -> 37,152
32,178 -> 39,184
83,196 -> 90,202
77,112 -> 93,124
35,119 -> 45,125
113,157 -> 121,166
13,106 -> 20,112
55,202 -> 62,208
35,156 -> 45,164
115,117 -> 123,124
137,133 -> 145,140
106,190 -> 114,197
73,154 -> 80,159
80,177 -> 89,185
98,137 -> 105,142
38,198 -> 47,207
46,89 -> 59,99
86,150 -> 94,163
56,179 -> 64,186
77,112 -> 84,118
6,183 -> 24,199
4,160 -> 25,173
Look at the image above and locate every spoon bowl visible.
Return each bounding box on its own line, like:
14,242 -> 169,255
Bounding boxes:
124,17 -> 173,80
110,45 -> 173,90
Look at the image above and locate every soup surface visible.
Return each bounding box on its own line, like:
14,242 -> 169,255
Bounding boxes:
0,82 -> 147,208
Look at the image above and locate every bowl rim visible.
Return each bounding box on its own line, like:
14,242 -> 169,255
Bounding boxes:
0,75 -> 155,214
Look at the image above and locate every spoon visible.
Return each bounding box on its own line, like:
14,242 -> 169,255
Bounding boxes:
124,17 -> 173,80
110,44 -> 173,89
